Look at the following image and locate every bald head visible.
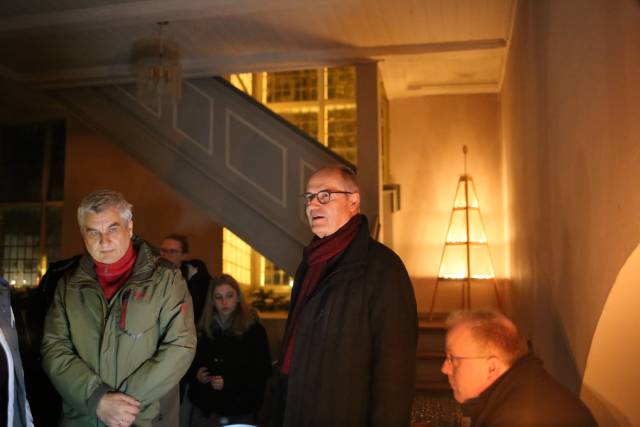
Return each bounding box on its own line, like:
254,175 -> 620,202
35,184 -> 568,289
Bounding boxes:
309,165 -> 360,192
305,165 -> 361,238
446,309 -> 528,366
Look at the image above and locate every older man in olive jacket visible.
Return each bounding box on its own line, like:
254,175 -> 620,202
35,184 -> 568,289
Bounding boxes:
41,190 -> 196,427
275,166 -> 418,427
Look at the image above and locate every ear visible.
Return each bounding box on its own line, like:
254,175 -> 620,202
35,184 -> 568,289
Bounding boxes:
349,192 -> 361,213
126,220 -> 134,238
486,356 -> 499,379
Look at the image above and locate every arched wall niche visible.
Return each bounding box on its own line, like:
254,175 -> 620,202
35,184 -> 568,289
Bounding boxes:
581,243 -> 640,427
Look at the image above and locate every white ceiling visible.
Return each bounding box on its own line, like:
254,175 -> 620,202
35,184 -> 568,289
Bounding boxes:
0,0 -> 516,99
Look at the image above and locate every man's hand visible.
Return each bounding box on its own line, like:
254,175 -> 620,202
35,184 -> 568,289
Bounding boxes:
96,392 -> 140,427
211,375 -> 224,391
196,367 -> 212,384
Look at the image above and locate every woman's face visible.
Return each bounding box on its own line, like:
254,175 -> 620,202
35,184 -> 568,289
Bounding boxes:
213,283 -> 239,320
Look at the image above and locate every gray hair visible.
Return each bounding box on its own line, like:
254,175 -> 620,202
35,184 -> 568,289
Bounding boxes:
446,308 -> 528,366
313,164 -> 360,192
77,190 -> 133,229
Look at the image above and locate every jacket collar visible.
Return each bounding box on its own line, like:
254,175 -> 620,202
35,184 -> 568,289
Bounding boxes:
290,215 -> 371,309
461,352 -> 539,420
79,236 -> 156,283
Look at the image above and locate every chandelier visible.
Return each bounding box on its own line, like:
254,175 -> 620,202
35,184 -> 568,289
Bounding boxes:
134,21 -> 182,105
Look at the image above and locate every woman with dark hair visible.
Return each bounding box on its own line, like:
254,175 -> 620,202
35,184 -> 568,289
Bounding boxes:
189,274 -> 272,427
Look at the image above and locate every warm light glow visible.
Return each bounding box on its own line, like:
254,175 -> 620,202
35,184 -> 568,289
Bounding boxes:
39,254 -> 48,281
471,274 -> 493,280
437,175 -> 495,280
259,256 -> 265,287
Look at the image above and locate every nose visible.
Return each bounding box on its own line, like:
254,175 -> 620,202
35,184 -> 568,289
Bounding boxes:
441,359 -> 451,375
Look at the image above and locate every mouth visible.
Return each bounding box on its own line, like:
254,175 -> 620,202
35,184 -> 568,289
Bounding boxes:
310,213 -> 325,222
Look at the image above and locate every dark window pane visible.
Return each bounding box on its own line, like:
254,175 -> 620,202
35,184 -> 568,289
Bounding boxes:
0,207 -> 41,286
48,123 -> 66,201
0,127 -> 44,202
45,206 -> 63,263
0,121 -> 65,202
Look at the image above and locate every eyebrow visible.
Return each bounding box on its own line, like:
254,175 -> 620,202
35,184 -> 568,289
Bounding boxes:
85,222 -> 120,232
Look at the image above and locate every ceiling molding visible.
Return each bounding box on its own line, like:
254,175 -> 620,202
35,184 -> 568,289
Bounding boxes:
398,85 -> 499,98
0,0 -> 333,34
21,39 -> 506,89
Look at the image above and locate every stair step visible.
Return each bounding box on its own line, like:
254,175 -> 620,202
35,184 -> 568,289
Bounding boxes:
416,360 -> 448,384
415,380 -> 451,392
419,319 -> 447,330
417,351 -> 445,360
417,322 -> 446,353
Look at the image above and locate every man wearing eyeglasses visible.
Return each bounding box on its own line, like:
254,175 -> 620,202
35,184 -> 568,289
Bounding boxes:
160,235 -> 211,324
442,309 -> 597,427
274,165 -> 418,427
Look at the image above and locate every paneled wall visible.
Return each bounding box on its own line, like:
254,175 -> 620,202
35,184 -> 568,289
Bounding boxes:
61,117 -> 223,275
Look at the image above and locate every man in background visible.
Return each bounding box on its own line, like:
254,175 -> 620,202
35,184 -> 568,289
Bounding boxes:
442,308 -> 597,427
160,234 -> 211,325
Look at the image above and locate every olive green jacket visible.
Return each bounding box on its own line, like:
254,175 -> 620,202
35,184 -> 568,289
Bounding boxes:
41,240 -> 197,426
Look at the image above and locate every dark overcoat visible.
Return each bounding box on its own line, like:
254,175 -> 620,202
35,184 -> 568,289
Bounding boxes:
283,216 -> 418,427
462,353 -> 598,427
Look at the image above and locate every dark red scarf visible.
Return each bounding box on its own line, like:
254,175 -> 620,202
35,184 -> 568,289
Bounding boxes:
94,243 -> 136,300
280,214 -> 362,375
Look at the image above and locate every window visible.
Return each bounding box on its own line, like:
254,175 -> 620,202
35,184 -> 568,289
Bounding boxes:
230,66 -> 357,165
222,228 -> 252,286
222,228 -> 292,289
0,122 -> 65,286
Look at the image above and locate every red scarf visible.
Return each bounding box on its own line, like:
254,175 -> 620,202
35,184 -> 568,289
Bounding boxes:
280,214 -> 362,375
94,243 -> 136,300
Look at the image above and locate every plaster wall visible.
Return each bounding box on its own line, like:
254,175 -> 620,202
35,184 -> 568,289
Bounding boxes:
500,0 -> 640,398
389,94 -> 504,313
582,244 -> 640,427
61,117 -> 223,275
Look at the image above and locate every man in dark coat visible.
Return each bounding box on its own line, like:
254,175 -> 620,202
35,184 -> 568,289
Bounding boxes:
442,308 -> 598,427
274,165 -> 418,427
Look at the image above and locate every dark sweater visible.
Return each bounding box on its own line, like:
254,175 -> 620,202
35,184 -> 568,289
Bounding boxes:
462,353 -> 598,427
189,320 -> 272,417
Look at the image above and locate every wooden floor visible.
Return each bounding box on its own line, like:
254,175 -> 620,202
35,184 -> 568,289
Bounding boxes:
411,392 -> 460,427
412,315 -> 460,427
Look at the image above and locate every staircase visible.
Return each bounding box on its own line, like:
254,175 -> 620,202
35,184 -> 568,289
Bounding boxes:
412,316 -> 460,427
49,77 -> 351,274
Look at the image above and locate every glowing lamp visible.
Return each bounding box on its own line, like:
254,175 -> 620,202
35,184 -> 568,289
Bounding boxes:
429,146 -> 501,319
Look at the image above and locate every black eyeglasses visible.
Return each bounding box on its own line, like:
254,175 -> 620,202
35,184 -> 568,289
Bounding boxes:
301,190 -> 354,205
444,354 -> 495,365
160,248 -> 182,255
